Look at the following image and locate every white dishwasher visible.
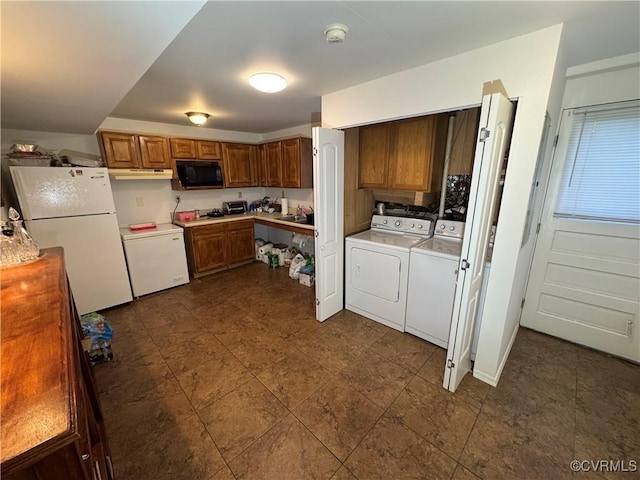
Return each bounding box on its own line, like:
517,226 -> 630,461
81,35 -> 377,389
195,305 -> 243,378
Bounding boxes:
120,223 -> 189,297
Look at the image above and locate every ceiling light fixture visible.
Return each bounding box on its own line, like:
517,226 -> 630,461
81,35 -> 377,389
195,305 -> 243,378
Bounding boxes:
249,72 -> 287,93
324,23 -> 348,44
185,111 -> 210,126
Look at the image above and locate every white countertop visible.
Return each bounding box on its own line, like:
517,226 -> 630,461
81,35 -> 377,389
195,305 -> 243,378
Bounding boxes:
120,222 -> 184,240
173,212 -> 315,232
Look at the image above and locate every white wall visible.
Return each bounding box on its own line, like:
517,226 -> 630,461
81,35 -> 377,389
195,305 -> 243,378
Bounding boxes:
261,124 -> 312,141
562,53 -> 640,108
322,24 -> 565,386
474,26 -> 570,384
110,180 -> 265,226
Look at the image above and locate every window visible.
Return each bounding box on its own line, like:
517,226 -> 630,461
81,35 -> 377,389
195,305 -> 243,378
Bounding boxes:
555,100 -> 640,223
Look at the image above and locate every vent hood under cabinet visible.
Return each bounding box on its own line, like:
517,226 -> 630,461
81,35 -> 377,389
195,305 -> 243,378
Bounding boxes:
108,169 -> 173,180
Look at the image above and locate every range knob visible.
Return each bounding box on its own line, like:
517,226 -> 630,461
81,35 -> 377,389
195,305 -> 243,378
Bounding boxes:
395,220 -> 402,228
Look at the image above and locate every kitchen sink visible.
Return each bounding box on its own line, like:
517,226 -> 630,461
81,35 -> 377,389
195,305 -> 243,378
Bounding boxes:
279,214 -> 308,224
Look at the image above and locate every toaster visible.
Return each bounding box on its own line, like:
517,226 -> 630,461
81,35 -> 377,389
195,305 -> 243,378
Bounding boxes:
223,201 -> 248,215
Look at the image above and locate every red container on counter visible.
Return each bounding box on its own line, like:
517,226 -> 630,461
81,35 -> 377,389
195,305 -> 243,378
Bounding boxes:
175,211 -> 196,222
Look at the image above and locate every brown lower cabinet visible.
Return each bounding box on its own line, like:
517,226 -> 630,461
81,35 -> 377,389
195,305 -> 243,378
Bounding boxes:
185,219 -> 255,277
1,247 -> 114,480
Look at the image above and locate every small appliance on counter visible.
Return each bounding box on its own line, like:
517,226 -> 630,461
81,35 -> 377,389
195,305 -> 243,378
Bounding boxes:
223,201 -> 248,215
206,208 -> 225,218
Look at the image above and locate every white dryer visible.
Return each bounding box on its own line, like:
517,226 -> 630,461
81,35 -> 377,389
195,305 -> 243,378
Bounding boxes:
345,214 -> 435,331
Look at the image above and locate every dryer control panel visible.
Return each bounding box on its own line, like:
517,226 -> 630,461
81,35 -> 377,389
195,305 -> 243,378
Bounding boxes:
371,215 -> 435,237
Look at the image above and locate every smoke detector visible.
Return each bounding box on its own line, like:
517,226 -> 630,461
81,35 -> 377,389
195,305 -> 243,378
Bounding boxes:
324,23 -> 348,44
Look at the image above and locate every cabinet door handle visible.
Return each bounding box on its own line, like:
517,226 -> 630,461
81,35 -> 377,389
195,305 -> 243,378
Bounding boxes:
81,453 -> 90,461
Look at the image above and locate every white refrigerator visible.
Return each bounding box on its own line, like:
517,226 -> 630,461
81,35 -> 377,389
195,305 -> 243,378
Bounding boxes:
10,166 -> 133,315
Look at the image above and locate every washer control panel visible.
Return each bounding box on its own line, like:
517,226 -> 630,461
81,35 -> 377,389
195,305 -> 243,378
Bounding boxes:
434,220 -> 465,239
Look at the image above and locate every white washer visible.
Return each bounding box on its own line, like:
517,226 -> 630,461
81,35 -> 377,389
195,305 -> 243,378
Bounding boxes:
345,214 -> 435,331
120,223 -> 190,297
406,220 -> 493,357
406,220 -> 465,348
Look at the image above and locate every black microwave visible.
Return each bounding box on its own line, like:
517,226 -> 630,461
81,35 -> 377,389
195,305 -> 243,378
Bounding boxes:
176,161 -> 224,188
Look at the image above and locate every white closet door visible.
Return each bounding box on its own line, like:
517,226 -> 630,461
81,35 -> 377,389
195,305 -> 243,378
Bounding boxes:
313,127 -> 345,322
444,92 -> 514,392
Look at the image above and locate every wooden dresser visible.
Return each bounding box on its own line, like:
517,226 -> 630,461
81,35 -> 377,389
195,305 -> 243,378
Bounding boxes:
1,247 -> 114,479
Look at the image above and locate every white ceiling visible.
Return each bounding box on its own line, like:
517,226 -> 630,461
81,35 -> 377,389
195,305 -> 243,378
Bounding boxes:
2,1 -> 638,135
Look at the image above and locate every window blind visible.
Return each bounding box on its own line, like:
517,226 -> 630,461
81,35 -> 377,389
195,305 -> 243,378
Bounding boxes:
555,100 -> 640,223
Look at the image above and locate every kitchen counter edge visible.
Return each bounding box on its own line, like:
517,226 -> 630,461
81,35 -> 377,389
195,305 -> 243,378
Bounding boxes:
173,212 -> 315,232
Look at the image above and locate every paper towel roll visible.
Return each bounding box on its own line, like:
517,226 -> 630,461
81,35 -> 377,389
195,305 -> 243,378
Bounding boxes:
258,243 -> 273,263
258,244 -> 272,255
281,197 -> 289,215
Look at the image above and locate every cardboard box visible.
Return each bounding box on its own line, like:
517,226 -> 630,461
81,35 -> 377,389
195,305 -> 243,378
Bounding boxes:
299,272 -> 315,287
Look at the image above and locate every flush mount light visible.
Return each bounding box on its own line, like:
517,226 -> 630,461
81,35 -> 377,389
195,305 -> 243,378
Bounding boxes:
185,111 -> 210,126
324,23 -> 348,44
249,72 -> 287,93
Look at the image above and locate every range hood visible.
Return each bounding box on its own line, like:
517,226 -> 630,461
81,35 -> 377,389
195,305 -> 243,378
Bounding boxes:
108,168 -> 173,180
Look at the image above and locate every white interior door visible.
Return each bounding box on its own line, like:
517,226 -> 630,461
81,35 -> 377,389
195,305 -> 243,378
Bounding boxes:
522,104 -> 640,361
444,92 -> 514,392
313,127 -> 345,321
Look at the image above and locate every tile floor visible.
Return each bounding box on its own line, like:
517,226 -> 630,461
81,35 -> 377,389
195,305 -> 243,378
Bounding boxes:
95,262 -> 640,480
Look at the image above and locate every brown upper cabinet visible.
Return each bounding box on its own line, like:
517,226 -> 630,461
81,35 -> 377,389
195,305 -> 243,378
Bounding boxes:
221,142 -> 258,188
98,131 -> 171,169
447,108 -> 480,176
358,123 -> 391,189
139,135 -> 172,169
170,138 -> 197,158
358,115 -> 448,192
262,137 -> 312,188
281,137 -> 313,188
263,141 -> 283,187
197,140 -> 222,160
170,138 -> 222,160
100,130 -> 313,189
256,145 -> 267,186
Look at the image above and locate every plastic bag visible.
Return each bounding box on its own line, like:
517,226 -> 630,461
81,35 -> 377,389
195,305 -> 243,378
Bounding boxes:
288,253 -> 306,280
80,312 -> 113,341
80,312 -> 114,364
